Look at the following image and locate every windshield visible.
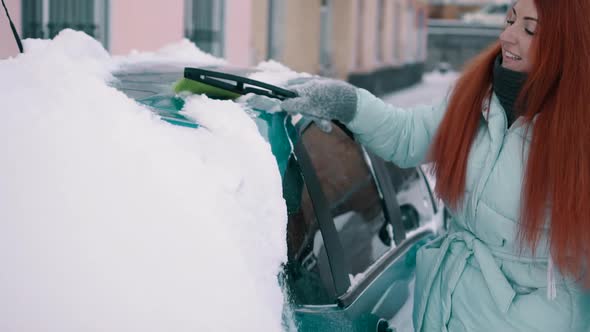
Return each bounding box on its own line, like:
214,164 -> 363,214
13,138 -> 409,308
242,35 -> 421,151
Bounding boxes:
110,65 -> 296,177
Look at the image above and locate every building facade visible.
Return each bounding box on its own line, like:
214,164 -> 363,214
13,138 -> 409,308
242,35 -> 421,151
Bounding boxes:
1,0 -> 428,95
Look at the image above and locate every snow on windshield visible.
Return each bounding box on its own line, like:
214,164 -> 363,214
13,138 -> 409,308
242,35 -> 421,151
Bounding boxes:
0,29 -> 289,331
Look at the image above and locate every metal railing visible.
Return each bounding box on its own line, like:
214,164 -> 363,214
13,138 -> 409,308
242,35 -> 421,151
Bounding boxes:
426,19 -> 503,71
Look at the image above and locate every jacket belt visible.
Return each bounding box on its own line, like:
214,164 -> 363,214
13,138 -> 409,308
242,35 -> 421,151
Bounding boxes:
415,232 -> 516,332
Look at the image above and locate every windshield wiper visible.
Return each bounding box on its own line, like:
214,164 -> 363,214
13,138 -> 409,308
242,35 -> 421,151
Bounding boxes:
184,67 -> 297,101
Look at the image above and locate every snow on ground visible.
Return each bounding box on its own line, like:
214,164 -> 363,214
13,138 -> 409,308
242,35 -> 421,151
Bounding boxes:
0,30 -> 292,332
382,70 -> 460,108
382,70 -> 459,332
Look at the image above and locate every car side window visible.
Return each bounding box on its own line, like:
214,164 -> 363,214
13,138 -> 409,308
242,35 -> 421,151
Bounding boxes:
282,156 -> 335,305
301,124 -> 390,278
385,163 -> 436,236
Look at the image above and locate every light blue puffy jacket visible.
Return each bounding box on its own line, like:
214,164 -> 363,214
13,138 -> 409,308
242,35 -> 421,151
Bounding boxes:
346,88 -> 590,331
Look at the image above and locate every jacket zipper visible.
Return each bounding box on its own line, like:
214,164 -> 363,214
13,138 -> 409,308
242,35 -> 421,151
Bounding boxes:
470,97 -> 511,224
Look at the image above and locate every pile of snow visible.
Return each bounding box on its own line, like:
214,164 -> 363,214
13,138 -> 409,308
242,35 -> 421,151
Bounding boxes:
249,60 -> 312,86
0,29 -> 289,331
113,38 -> 227,68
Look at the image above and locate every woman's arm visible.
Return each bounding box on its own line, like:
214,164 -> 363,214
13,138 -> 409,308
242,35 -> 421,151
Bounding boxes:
347,88 -> 448,168
276,78 -> 448,167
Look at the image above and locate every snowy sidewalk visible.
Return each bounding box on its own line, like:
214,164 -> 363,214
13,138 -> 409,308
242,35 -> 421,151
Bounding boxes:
382,70 -> 459,108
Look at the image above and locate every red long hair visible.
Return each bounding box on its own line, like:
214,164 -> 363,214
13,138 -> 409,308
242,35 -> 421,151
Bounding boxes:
429,0 -> 590,284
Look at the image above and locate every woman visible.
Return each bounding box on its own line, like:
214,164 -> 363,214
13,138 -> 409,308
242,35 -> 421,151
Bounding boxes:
278,0 -> 590,330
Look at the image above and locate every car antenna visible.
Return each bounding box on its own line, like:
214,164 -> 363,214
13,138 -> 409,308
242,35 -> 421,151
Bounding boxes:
1,0 -> 23,53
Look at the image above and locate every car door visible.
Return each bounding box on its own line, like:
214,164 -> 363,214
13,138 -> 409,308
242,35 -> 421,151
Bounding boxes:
282,120 -> 446,331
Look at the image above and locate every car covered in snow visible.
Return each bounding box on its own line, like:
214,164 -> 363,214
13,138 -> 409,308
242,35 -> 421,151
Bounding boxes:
110,63 -> 448,332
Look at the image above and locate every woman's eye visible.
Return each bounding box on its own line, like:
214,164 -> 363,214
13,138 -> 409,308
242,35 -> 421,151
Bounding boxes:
525,23 -> 537,36
506,19 -> 515,25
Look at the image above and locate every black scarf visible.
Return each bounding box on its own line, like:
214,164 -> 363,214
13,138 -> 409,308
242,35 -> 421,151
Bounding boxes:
492,55 -> 528,127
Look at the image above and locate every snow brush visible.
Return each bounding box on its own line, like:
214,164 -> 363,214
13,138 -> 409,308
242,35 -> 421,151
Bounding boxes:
175,67 -> 339,134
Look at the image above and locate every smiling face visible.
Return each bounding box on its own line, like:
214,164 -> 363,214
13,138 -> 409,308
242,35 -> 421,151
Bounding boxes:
499,0 -> 538,72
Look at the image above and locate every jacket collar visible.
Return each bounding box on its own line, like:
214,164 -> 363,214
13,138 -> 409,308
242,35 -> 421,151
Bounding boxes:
482,93 -> 507,143
482,93 -> 537,142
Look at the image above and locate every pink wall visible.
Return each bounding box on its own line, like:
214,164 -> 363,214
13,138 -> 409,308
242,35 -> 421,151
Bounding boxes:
110,0 -> 184,55
224,0 -> 253,67
1,0 -> 253,63
0,0 -> 21,59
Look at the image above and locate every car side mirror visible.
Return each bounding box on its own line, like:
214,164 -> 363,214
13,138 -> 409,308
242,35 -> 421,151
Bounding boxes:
400,204 -> 420,231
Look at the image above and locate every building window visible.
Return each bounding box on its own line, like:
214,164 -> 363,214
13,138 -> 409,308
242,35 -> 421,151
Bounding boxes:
22,0 -> 109,48
185,0 -> 225,57
267,0 -> 285,60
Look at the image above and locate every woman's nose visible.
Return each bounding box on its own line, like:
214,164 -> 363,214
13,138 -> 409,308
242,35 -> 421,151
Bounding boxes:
500,24 -> 518,45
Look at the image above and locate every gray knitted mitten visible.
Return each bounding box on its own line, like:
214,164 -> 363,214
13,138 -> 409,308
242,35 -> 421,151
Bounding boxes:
281,78 -> 358,124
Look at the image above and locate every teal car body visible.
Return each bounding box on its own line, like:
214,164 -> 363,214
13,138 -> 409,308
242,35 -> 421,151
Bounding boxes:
111,63 -> 448,332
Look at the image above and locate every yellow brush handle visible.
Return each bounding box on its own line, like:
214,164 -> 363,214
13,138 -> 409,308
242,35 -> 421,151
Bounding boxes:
173,78 -> 242,100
